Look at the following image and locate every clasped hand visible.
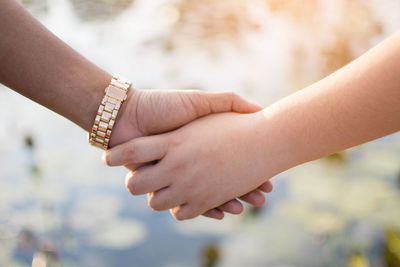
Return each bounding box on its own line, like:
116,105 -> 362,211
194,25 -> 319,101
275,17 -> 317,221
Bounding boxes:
103,89 -> 273,220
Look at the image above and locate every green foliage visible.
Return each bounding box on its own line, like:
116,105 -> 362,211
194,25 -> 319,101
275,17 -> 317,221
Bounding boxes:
324,152 -> 347,163
384,228 -> 400,267
348,252 -> 369,267
202,243 -> 220,267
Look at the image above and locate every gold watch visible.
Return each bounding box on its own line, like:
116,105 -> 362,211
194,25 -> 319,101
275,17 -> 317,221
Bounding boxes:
89,76 -> 131,149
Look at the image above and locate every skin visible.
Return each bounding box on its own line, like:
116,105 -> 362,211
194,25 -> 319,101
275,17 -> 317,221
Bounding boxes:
0,0 -> 273,219
104,32 -> 400,220
111,89 -> 274,219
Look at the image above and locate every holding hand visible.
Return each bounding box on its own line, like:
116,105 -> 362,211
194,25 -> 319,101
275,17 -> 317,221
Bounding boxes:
107,89 -> 273,219
105,111 -> 275,220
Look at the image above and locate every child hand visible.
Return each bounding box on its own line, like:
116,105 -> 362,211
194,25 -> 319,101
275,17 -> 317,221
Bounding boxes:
104,111 -> 276,220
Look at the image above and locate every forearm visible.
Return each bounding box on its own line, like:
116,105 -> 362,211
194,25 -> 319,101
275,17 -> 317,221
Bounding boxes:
0,0 -> 111,131
261,32 -> 400,173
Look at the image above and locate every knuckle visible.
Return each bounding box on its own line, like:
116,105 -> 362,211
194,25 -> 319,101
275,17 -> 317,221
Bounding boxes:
184,211 -> 198,220
126,179 -> 141,196
125,183 -> 135,195
122,144 -> 138,162
125,184 -> 137,195
174,212 -> 186,221
173,206 -> 199,221
130,187 -> 141,196
171,208 -> 185,221
167,135 -> 183,149
148,197 -> 163,211
225,92 -> 237,99
170,162 -> 185,174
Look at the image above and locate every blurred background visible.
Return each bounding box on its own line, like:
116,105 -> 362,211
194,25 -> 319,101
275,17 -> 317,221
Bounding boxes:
1,0 -> 400,266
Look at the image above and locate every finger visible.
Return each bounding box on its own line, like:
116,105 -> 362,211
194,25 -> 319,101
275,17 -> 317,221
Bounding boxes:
125,162 -> 143,172
125,162 -> 154,172
258,180 -> 273,193
170,204 -> 200,221
125,165 -> 171,195
102,135 -> 167,167
239,190 -> 266,207
216,199 -> 243,214
207,92 -> 263,114
202,209 -> 224,220
147,186 -> 186,211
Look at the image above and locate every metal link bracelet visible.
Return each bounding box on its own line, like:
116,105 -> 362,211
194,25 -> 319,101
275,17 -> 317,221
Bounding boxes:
89,76 -> 131,149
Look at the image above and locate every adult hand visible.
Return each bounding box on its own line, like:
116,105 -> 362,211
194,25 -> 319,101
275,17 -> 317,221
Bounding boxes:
107,89 -> 273,219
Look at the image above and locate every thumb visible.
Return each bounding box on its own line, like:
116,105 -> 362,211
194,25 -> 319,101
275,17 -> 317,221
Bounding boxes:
207,92 -> 263,114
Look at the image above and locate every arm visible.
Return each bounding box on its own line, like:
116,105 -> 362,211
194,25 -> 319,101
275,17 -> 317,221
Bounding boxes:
0,0 -> 271,219
262,31 -> 400,171
0,0 -> 109,131
104,32 -> 400,220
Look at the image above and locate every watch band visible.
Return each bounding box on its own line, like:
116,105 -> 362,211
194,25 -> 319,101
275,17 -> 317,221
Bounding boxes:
89,76 -> 132,149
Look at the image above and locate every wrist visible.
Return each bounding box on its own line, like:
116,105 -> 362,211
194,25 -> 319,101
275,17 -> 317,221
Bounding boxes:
107,88 -> 143,148
252,108 -> 298,178
81,72 -> 113,132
